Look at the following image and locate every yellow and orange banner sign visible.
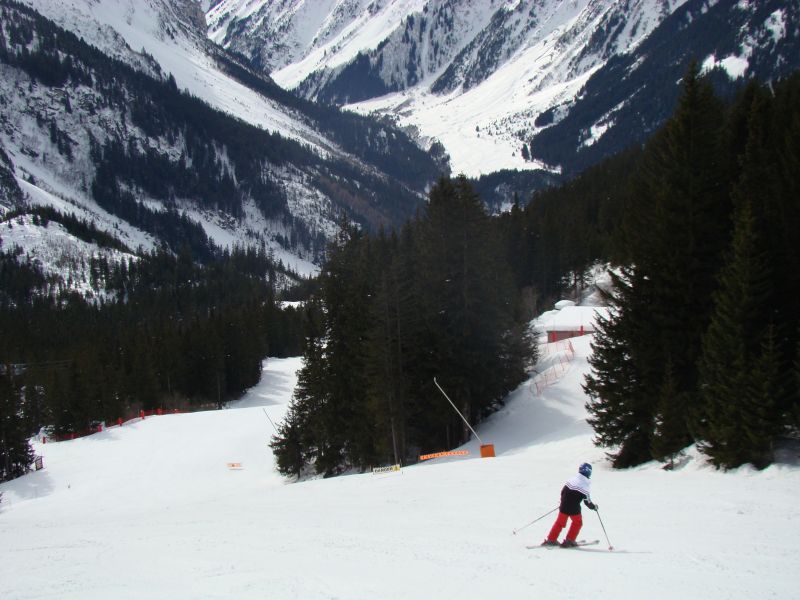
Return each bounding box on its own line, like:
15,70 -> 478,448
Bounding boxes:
372,464 -> 401,474
419,450 -> 470,461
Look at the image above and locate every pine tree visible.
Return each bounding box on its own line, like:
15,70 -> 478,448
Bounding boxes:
364,230 -> 408,466
317,222 -> 376,473
584,269 -> 652,467
415,176 -> 529,448
382,222 -> 428,460
694,83 -> 796,468
743,327 -> 786,468
792,336 -> 800,433
695,197 -> 775,468
630,61 -> 729,390
274,223 -> 377,476
1,369 -> 34,482
765,74 -> 800,427
650,358 -> 690,468
271,297 -> 328,477
585,63 -> 730,467
270,397 -> 310,479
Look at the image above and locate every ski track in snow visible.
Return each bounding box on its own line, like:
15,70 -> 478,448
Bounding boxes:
1,335 -> 798,599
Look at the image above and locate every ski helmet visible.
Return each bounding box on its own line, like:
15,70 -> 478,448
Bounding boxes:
579,463 -> 592,478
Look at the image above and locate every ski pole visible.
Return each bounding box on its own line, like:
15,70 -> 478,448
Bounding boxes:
595,508 -> 614,550
512,506 -> 559,535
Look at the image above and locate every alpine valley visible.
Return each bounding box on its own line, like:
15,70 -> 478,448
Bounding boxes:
1,0 -> 798,279
2,5 -> 800,596
209,0 -> 799,179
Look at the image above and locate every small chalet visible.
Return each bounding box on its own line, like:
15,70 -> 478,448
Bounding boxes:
541,301 -> 610,343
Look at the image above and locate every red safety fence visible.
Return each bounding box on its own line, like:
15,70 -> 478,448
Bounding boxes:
532,340 -> 575,396
41,407 -> 198,443
538,339 -> 576,359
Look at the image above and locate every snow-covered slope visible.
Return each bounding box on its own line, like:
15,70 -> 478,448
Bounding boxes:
209,0 -> 431,80
21,0 -> 330,152
341,0 -> 690,176
210,0 -> 800,178
529,0 -> 800,175
2,329 -> 798,599
0,0 -> 329,277
0,213 -> 139,298
0,0 -> 444,286
208,0 -> 688,176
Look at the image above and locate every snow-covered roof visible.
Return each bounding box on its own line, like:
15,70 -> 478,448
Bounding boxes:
541,305 -> 610,332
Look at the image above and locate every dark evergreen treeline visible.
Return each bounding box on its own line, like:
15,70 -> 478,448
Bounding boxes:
0,142 -> 23,208
0,365 -> 34,482
468,169 -> 560,214
270,177 -> 535,477
272,67 -> 800,478
90,143 -> 219,263
2,1 -> 798,481
584,67 -> 800,470
3,205 -> 132,253
0,246 -> 49,305
495,146 -> 639,310
0,242 -> 306,482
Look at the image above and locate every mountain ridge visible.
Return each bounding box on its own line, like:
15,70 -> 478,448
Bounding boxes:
208,0 -> 799,178
0,0 -> 445,288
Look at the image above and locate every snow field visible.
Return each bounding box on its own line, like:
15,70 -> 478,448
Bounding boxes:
1,343 -> 799,599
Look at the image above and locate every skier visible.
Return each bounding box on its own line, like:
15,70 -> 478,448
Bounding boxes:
542,462 -> 598,547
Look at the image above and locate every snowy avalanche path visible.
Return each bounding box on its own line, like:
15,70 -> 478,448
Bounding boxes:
1,346 -> 798,599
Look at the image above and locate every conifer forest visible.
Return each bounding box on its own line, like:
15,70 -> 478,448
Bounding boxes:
271,67 -> 800,476
3,64 -> 800,481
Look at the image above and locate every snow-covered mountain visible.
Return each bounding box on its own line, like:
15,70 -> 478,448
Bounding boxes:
208,0 -> 800,177
3,0 -> 798,292
0,0 -> 443,285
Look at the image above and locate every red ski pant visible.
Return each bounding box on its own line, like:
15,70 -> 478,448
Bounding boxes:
547,512 -> 582,542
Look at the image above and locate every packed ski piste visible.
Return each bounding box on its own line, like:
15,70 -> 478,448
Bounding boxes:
1,300 -> 798,599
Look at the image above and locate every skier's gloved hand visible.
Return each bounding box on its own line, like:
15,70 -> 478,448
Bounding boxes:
584,500 -> 598,511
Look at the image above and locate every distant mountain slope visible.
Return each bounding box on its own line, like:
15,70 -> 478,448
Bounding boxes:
529,0 -> 800,176
209,0 -> 799,179
0,142 -> 23,212
0,0 -> 445,286
208,0 -> 688,176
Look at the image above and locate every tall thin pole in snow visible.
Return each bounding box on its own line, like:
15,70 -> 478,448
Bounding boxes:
433,377 -> 483,445
262,408 -> 278,435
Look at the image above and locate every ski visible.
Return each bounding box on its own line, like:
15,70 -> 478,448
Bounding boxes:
564,539 -> 600,548
526,539 -> 600,549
